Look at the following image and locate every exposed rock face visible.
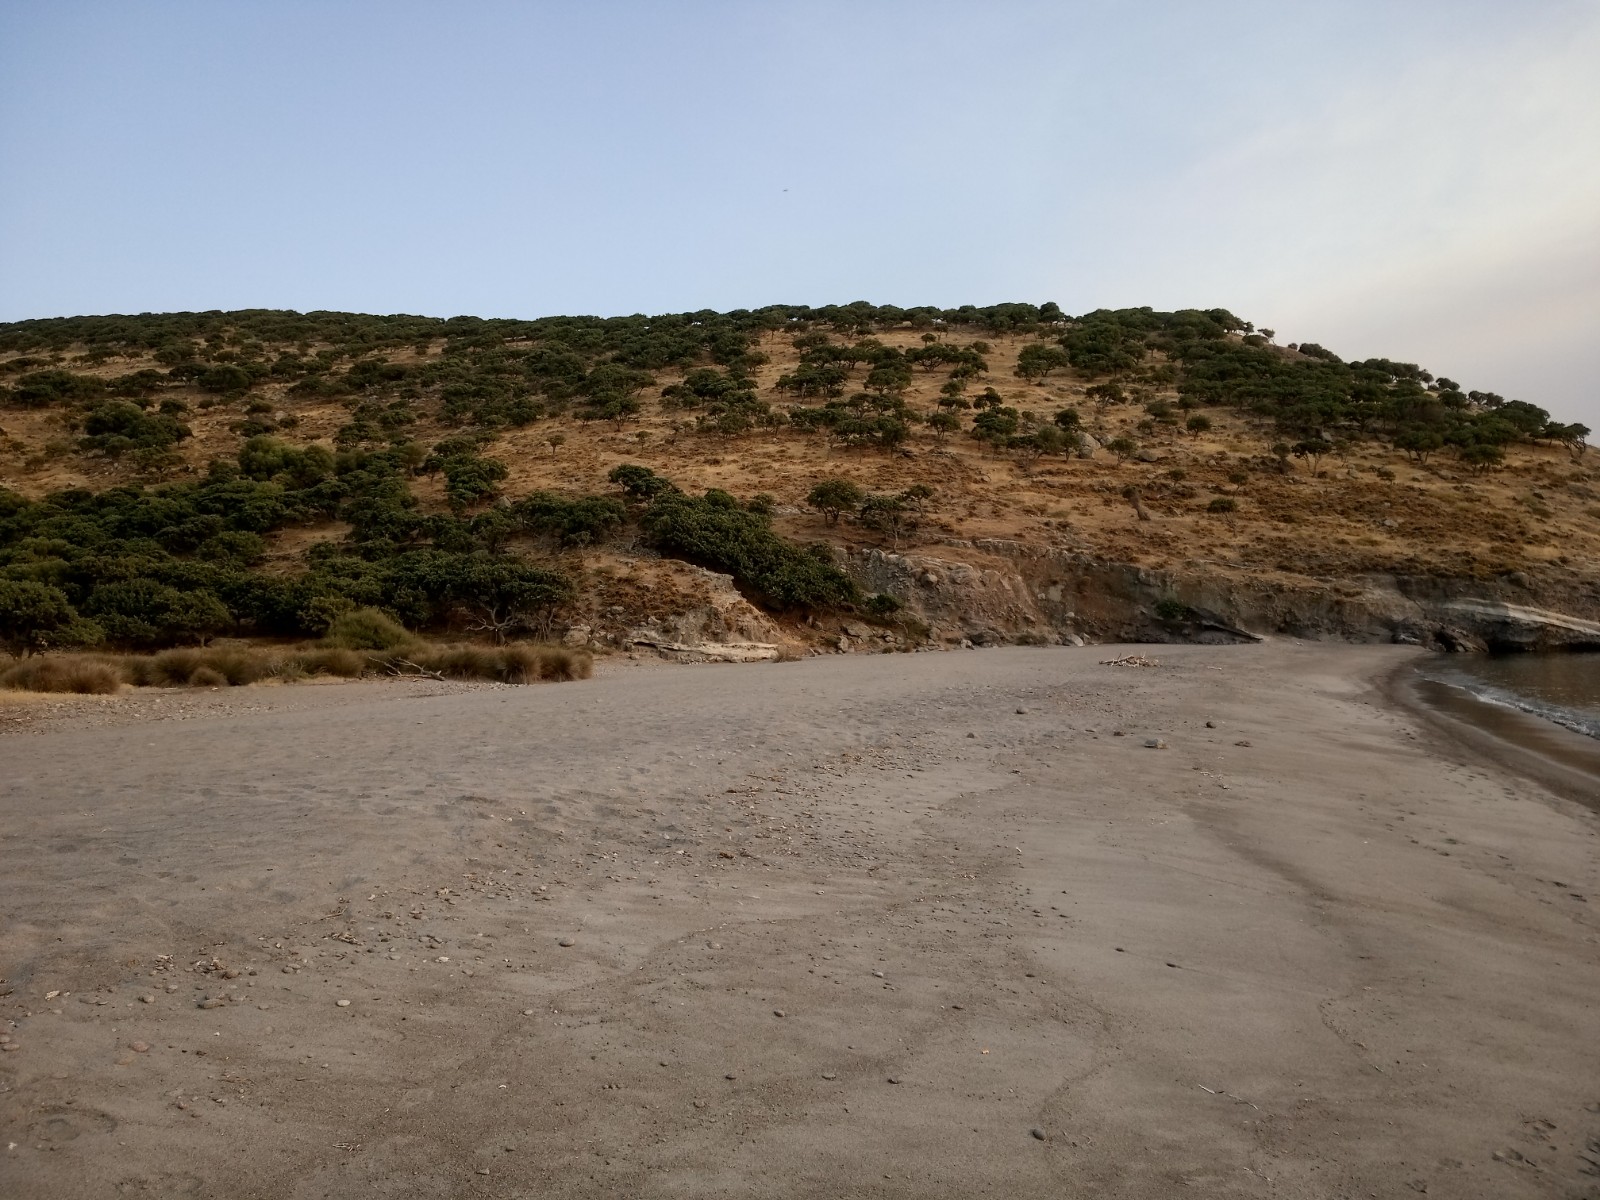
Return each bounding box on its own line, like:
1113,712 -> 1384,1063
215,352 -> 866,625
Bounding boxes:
845,541 -> 1600,653
569,562 -> 795,660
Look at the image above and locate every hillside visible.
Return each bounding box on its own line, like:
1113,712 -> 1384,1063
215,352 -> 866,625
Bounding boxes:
2,303 -> 1597,660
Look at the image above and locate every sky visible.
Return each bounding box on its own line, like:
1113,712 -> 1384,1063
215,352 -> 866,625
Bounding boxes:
2,1 -> 1597,426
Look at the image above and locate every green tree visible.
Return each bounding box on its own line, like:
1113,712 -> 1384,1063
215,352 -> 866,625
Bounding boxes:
1291,438 -> 1333,473
1185,413 -> 1212,437
927,410 -> 961,441
1105,436 -> 1137,464
1015,343 -> 1071,381
0,580 -> 99,657
807,478 -> 865,525
859,493 -> 914,549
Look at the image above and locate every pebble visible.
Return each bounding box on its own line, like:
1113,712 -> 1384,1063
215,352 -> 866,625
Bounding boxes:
1235,740 -> 1253,747
821,1072 -> 838,1081
335,999 -> 351,1008
557,937 -> 576,948
1205,720 -> 1217,728
1031,1127 -> 1047,1141
871,970 -> 884,979
693,1100 -> 708,1109
887,1076 -> 901,1085
773,1010 -> 785,1018
1,1043 -> 18,1052
1015,707 -> 1027,715
139,995 -> 155,1004
1143,738 -> 1167,749
724,1073 -> 737,1080
197,998 -> 226,1009
129,1041 -> 150,1053
522,1009 -> 535,1016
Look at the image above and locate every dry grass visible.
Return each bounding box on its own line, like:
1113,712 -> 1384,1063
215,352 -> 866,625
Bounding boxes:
396,643 -> 592,683
0,656 -> 123,694
0,641 -> 591,694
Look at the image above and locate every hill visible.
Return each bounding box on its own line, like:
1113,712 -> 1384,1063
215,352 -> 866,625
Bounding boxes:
2,302 -> 1597,661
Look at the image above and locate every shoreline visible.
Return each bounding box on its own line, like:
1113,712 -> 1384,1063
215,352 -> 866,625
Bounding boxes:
1386,660 -> 1600,815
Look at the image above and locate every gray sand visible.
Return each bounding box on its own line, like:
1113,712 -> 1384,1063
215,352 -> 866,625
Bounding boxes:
2,644 -> 1597,1198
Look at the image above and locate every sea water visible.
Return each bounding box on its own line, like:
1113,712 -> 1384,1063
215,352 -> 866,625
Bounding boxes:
1421,653 -> 1600,741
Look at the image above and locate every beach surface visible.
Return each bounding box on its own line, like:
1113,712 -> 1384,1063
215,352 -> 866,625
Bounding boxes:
2,644 -> 1597,1198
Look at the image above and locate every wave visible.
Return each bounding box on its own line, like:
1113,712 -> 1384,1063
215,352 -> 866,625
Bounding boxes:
1428,672 -> 1600,742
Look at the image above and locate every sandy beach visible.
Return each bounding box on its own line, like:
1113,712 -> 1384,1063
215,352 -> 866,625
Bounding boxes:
2,643 -> 1597,1199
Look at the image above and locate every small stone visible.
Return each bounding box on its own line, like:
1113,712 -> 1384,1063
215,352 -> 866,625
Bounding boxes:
1235,740 -> 1252,747
129,1041 -> 150,1053
476,1168 -> 490,1175
693,1100 -> 708,1109
965,732 -> 976,738
281,966 -> 294,974
773,1010 -> 785,1018
557,937 -> 576,948
1030,1127 -> 1047,1141
821,1072 -> 838,1080
522,1009 -> 535,1016
197,998 -> 226,1009
1205,720 -> 1216,728
951,1004 -> 964,1010
724,1073 -> 737,1080
335,999 -> 351,1007
1,1043 -> 18,1052
1015,707 -> 1027,715
871,970 -> 884,979
1143,738 -> 1167,749
139,995 -> 155,1004
887,1076 -> 901,1085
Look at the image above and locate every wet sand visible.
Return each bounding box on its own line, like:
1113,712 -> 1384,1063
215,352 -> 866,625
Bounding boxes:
2,644 -> 1598,1198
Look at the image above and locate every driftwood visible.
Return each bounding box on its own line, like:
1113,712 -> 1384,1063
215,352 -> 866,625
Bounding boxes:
385,658 -> 444,680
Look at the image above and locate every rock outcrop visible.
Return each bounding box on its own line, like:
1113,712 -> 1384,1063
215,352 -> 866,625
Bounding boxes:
843,541 -> 1600,653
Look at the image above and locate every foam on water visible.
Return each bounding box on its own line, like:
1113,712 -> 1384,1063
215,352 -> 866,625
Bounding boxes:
1420,653 -> 1600,741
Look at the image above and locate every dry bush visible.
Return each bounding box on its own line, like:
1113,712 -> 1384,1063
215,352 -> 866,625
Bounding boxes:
531,645 -> 592,681
397,642 -> 591,683
16,639 -> 590,693
293,647 -> 366,677
149,648 -> 204,685
0,655 -> 123,695
323,608 -> 415,651
406,644 -> 500,680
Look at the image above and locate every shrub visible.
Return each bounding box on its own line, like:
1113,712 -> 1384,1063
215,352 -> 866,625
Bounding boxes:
1154,597 -> 1190,621
294,647 -> 367,677
189,666 -> 227,688
642,485 -> 857,611
1207,497 -> 1238,513
323,608 -> 414,651
0,655 -> 122,694
865,593 -> 903,618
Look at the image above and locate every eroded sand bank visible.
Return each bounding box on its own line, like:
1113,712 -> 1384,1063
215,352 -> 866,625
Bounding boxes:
2,644 -> 1597,1198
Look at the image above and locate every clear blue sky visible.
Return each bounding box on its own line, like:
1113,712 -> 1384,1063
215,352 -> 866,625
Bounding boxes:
2,1 -> 1596,424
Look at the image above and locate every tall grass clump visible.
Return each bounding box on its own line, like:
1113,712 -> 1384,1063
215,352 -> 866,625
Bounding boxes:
0,656 -> 123,694
323,608 -> 415,651
396,642 -> 592,683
